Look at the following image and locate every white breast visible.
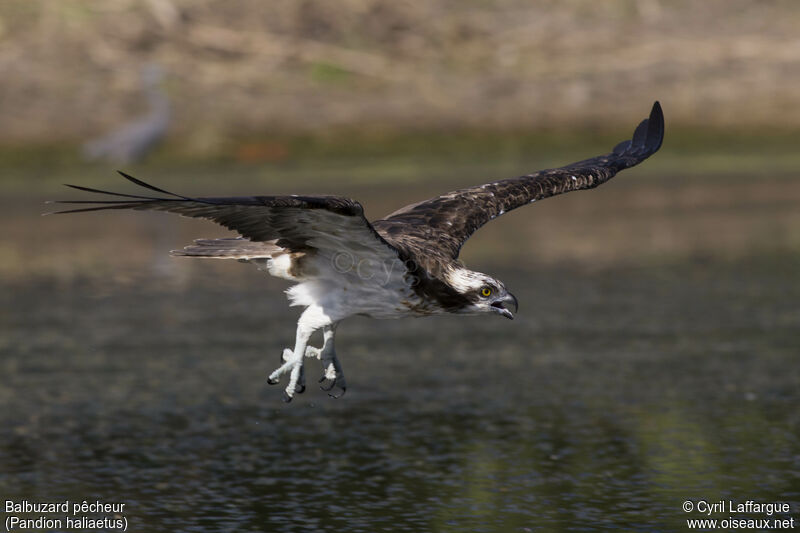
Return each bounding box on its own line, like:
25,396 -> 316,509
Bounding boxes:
283,252 -> 425,321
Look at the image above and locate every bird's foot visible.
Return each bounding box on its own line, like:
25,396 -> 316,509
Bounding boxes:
268,349 -> 305,399
318,362 -> 347,399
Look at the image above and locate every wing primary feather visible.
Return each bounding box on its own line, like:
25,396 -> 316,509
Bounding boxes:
645,101 -> 664,153
117,170 -> 190,200
63,183 -> 162,200
46,203 -> 144,215
49,199 -> 150,204
631,117 -> 649,149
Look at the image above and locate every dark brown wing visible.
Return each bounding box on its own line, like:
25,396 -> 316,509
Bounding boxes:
373,101 -> 664,261
49,172 -> 401,262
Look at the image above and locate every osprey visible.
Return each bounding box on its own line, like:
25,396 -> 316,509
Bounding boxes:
53,102 -> 664,402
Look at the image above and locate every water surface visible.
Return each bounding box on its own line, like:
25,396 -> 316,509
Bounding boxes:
1,175 -> 799,532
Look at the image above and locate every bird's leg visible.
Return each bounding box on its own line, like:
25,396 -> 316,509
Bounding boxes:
316,323 -> 346,398
279,348 -> 305,395
267,306 -> 329,402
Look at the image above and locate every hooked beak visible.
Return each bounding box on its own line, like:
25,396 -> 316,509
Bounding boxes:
491,292 -> 518,320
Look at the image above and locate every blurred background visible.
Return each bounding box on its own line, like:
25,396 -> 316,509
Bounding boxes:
1,1 -> 798,532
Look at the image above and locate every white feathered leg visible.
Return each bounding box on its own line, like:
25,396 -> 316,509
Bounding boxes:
267,305 -> 331,402
315,322 -> 346,398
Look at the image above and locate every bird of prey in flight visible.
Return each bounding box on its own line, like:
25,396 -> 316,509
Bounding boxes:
52,102 -> 664,402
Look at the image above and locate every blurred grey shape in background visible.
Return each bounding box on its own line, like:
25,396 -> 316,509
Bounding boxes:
82,64 -> 170,164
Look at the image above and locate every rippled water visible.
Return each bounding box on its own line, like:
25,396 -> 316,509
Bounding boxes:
2,168 -> 800,531
2,251 -> 798,531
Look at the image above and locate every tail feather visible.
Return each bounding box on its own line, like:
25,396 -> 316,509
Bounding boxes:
171,237 -> 282,259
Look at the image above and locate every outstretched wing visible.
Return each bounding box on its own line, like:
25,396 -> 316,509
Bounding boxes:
373,101 -> 664,261
50,172 -> 402,273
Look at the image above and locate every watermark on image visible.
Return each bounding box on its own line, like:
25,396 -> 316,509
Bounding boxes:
683,499 -> 795,530
331,251 -> 424,287
3,500 -> 128,531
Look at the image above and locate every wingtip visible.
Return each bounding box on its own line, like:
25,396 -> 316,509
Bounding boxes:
116,170 -> 142,186
649,101 -> 664,127
42,199 -> 61,216
41,209 -> 70,216
646,100 -> 665,153
116,170 -> 187,199
117,169 -> 138,184
613,101 -> 664,159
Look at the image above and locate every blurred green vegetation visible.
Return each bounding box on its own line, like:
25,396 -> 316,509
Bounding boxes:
1,126 -> 798,195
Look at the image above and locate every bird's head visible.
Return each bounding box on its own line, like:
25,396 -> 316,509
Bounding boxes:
446,267 -> 518,320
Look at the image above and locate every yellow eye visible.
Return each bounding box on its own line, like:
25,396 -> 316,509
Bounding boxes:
481,287 -> 492,297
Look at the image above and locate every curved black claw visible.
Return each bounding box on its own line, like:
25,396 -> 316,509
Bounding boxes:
294,383 -> 306,394
319,376 -> 345,398
267,376 -> 280,386
328,386 -> 346,400
282,391 -> 293,403
318,375 -> 335,392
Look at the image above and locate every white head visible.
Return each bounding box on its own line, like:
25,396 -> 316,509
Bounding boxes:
446,267 -> 518,319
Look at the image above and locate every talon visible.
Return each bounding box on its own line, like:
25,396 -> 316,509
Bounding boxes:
295,383 -> 306,394
267,376 -> 280,385
319,378 -> 335,392
282,391 -> 293,403
328,386 -> 346,399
